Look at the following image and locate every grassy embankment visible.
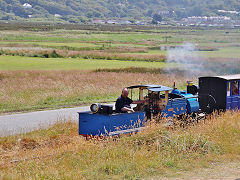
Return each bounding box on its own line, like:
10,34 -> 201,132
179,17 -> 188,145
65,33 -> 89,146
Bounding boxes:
0,111 -> 239,179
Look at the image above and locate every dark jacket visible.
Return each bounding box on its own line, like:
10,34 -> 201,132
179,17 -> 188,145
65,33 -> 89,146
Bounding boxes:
115,95 -> 133,113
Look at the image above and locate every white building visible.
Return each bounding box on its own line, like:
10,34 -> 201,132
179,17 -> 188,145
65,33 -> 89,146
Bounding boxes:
23,3 -> 32,9
54,14 -> 62,18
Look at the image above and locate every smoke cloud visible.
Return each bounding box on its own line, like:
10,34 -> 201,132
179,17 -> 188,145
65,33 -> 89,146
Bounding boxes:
163,42 -> 240,76
164,42 -> 205,77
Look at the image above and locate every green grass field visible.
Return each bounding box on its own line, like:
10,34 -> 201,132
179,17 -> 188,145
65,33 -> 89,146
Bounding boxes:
0,41 -> 101,48
1,29 -> 240,60
1,28 -> 239,45
0,26 -> 239,113
200,47 -> 240,58
0,56 -> 171,71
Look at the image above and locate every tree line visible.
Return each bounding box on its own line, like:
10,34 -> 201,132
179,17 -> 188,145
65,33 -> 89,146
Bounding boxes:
0,0 -> 239,23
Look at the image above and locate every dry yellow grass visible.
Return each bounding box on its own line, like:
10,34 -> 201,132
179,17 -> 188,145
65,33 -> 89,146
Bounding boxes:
0,70 -> 188,113
0,111 -> 239,179
0,46 -> 165,62
66,50 -> 166,62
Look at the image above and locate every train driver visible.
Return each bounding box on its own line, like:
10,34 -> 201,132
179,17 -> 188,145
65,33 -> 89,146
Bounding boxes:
115,88 -> 145,113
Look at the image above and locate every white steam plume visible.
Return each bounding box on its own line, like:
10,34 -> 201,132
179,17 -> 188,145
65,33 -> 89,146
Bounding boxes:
164,42 -> 205,77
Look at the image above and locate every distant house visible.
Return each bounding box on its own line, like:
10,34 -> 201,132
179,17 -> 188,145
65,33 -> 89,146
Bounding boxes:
119,20 -> 131,25
181,16 -> 233,27
54,14 -> 62,18
92,19 -> 106,24
136,21 -> 146,25
218,10 -> 239,15
106,20 -> 116,24
92,19 -> 143,25
23,3 -> 32,9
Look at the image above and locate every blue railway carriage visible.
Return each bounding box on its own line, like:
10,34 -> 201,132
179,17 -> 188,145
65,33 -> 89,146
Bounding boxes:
199,74 -> 240,113
79,111 -> 146,136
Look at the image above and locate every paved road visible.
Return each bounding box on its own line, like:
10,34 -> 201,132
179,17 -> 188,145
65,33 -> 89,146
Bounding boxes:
0,104 -> 114,137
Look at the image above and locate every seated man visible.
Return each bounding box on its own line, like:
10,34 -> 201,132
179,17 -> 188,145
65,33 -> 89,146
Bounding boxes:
115,88 -> 145,113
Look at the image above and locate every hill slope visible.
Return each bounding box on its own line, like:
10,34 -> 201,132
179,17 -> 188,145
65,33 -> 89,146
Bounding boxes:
0,0 -> 240,23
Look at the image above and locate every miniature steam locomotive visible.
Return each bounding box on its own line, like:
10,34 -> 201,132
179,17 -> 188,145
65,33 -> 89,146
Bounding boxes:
78,74 -> 240,136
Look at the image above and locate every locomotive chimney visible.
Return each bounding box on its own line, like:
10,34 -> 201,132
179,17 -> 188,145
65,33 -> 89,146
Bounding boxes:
187,81 -> 199,95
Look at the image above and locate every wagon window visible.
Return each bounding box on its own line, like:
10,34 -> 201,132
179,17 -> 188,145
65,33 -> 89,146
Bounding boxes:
142,89 -> 148,100
129,88 -> 139,100
159,91 -> 166,98
232,81 -> 239,95
227,82 -> 231,96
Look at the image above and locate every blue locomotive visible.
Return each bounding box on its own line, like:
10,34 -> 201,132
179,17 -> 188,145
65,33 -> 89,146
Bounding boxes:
78,74 -> 240,136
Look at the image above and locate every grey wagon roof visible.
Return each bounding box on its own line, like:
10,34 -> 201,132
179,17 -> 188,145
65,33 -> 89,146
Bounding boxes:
127,85 -> 161,89
148,86 -> 173,92
216,74 -> 240,80
127,85 -> 173,92
200,74 -> 240,81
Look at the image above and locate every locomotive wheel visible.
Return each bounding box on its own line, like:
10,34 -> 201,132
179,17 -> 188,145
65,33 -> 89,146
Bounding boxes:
172,114 -> 188,128
172,115 -> 183,128
181,114 -> 188,128
199,95 -> 216,114
170,112 -> 207,129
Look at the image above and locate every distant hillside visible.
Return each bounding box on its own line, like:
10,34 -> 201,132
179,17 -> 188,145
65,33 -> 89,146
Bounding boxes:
0,0 -> 240,23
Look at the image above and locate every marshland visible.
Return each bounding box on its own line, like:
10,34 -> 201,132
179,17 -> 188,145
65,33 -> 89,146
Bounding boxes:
0,24 -> 239,179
